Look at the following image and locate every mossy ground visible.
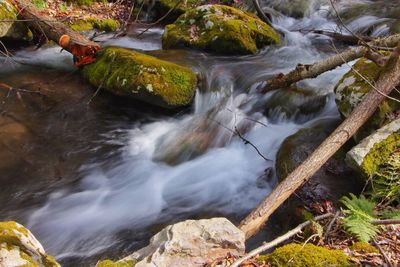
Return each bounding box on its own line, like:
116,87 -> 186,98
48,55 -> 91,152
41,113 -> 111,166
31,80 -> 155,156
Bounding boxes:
82,47 -> 197,108
259,243 -> 354,267
96,259 -> 137,267
334,57 -> 400,141
350,242 -> 379,253
162,4 -> 281,55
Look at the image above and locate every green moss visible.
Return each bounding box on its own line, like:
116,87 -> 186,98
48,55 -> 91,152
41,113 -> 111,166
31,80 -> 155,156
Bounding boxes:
361,130 -> 400,177
32,0 -> 47,9
350,242 -> 379,253
162,5 -> 280,55
334,57 -> 400,141
266,243 -> 354,267
96,259 -> 137,267
82,47 -> 197,108
69,18 -> 119,32
0,221 -> 60,267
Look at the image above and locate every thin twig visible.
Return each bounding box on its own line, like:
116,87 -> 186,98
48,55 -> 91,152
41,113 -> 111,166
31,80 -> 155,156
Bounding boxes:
372,238 -> 393,267
323,210 -> 340,242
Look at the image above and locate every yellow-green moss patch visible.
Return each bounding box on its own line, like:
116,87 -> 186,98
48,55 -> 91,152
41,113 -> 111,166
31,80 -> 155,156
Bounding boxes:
96,259 -> 137,267
350,242 -> 379,253
265,243 -> 354,267
162,4 -> 281,55
82,47 -> 197,108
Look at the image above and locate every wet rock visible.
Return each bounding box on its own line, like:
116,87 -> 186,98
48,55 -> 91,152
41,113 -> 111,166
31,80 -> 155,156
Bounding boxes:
275,119 -> 359,204
154,0 -> 200,22
120,218 -> 245,267
346,117 -> 400,177
264,88 -> 328,123
0,115 -> 30,170
334,57 -> 400,142
0,0 -> 32,41
82,47 -> 197,109
0,221 -> 60,267
162,5 -> 281,55
264,0 -> 321,18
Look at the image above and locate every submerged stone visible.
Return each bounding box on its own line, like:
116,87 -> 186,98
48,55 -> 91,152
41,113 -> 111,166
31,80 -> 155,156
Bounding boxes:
0,221 -> 60,267
334,57 -> 400,141
263,243 -> 354,267
264,88 -> 328,123
82,47 -> 198,108
346,117 -> 400,177
162,5 -> 281,55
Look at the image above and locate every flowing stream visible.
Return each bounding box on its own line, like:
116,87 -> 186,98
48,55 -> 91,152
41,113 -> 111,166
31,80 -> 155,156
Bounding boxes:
0,0 -> 395,266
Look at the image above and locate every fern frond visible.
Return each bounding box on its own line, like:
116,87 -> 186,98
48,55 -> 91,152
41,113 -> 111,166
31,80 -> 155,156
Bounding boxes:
381,210 -> 400,220
371,151 -> 400,204
340,194 -> 379,242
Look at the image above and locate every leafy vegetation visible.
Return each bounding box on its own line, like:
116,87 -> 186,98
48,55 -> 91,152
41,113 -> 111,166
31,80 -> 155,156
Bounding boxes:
341,194 -> 379,242
370,150 -> 400,204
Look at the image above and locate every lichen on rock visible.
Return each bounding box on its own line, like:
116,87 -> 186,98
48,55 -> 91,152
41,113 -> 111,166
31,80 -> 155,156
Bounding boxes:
263,243 -> 354,267
162,4 -> 281,55
82,47 -> 198,108
334,57 -> 400,141
0,221 -> 60,267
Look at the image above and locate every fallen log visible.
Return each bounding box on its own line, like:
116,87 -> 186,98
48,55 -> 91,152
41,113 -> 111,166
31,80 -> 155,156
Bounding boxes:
240,42 -> 400,240
10,0 -> 101,66
262,33 -> 400,93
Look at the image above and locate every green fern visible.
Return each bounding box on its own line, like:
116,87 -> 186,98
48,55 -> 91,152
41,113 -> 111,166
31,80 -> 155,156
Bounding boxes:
371,151 -> 400,204
340,194 -> 379,242
380,209 -> 400,219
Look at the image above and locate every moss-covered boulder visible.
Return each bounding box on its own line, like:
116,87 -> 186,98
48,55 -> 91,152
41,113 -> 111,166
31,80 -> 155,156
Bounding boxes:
82,47 -> 197,108
346,117 -> 400,177
276,119 -> 359,203
264,88 -> 328,123
68,18 -> 119,32
0,0 -> 32,41
0,221 -> 60,267
263,243 -> 354,267
335,57 -> 400,141
162,5 -> 281,55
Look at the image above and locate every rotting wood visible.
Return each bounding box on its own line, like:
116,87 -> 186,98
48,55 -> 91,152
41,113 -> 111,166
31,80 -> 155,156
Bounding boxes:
261,33 -> 400,93
10,0 -> 101,66
240,42 -> 400,240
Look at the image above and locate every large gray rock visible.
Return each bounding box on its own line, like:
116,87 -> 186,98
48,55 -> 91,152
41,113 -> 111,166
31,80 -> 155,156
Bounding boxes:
121,218 -> 245,267
346,117 -> 400,177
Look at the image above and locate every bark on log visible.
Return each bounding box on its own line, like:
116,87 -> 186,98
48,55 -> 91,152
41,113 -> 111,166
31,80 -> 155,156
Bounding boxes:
240,43 -> 400,240
10,0 -> 101,66
262,33 -> 400,93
